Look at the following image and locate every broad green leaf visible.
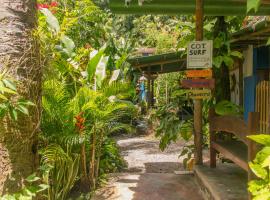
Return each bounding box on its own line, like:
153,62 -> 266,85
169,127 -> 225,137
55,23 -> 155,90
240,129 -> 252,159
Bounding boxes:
109,69 -> 121,85
267,37 -> 270,46
247,134 -> 270,146
262,155 -> 270,167
223,55 -> 234,67
25,185 -> 40,195
2,79 -> 16,91
40,8 -> 60,33
0,108 -> 7,119
247,0 -> 261,13
95,56 -> 109,88
249,162 -> 267,179
10,109 -> 18,121
253,192 -> 270,200
16,105 -> 29,115
37,184 -> 49,192
230,51 -> 243,59
23,187 -> 36,197
0,85 -> 17,94
0,94 -> 8,100
248,179 -> 266,193
17,99 -> 35,106
254,147 -> 270,164
87,44 -> 106,81
213,37 -> 223,49
60,35 -> 75,56
213,56 -> 223,68
215,100 -> 241,116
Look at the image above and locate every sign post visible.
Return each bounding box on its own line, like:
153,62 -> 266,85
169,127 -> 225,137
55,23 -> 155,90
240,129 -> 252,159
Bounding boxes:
194,0 -> 204,165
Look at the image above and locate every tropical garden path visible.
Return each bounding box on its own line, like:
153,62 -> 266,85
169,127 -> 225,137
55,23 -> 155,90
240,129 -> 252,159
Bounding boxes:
93,134 -> 204,200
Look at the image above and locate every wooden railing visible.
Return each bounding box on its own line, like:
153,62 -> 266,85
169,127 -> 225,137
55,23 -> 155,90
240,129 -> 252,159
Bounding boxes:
256,81 -> 270,133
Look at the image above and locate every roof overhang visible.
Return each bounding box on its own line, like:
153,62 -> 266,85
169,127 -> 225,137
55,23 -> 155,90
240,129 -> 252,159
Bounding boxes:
109,0 -> 270,16
231,19 -> 270,49
128,51 -> 186,75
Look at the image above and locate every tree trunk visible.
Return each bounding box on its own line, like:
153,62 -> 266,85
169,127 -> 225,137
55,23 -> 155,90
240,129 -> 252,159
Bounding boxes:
213,16 -> 231,102
0,0 -> 41,194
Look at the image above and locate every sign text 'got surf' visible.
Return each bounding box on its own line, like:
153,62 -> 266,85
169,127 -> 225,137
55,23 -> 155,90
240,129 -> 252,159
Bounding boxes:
187,41 -> 213,69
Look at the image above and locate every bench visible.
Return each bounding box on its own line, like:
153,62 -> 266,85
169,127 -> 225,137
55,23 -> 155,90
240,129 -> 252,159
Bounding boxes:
209,108 -> 260,182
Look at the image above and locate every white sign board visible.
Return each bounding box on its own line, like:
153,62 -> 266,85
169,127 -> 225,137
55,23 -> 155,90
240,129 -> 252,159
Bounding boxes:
187,40 -> 213,69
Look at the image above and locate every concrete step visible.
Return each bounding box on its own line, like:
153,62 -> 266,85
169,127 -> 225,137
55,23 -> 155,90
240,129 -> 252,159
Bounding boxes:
194,164 -> 248,200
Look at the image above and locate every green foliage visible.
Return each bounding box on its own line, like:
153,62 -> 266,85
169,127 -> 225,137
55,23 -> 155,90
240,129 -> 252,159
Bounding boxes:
99,138 -> 127,175
40,8 -> 60,33
248,134 -> 270,199
0,72 -> 35,121
154,88 -> 193,151
215,100 -> 243,116
0,174 -> 48,200
87,45 -> 107,82
212,33 -> 243,69
40,145 -> 80,200
247,0 -> 261,13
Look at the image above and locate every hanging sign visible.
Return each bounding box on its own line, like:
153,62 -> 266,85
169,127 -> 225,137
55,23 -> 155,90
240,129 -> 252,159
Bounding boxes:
182,79 -> 215,89
187,40 -> 213,69
186,69 -> 212,78
186,89 -> 212,100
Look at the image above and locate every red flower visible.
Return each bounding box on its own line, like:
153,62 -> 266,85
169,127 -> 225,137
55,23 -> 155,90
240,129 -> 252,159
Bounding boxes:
50,1 -> 58,7
37,2 -> 58,11
37,3 -> 49,10
75,113 -> 86,132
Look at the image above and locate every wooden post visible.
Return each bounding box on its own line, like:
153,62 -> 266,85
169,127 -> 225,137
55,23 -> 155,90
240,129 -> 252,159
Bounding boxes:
209,108 -> 217,168
151,79 -> 155,107
194,0 -> 204,165
239,59 -> 244,106
147,68 -> 151,109
247,112 -> 259,200
247,112 -> 260,178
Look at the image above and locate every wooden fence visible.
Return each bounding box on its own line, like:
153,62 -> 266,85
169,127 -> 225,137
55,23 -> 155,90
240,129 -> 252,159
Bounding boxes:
256,81 -> 270,134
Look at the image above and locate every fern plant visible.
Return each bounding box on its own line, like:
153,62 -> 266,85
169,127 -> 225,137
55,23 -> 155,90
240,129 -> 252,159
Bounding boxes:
40,144 -> 80,200
69,86 -> 137,188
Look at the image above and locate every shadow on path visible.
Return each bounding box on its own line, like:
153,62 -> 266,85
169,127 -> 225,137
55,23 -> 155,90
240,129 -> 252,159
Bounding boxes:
93,135 -> 203,200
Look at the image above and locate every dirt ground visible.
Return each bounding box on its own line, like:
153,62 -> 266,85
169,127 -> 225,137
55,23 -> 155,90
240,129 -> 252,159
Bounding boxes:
93,134 -> 204,200
118,134 -> 187,173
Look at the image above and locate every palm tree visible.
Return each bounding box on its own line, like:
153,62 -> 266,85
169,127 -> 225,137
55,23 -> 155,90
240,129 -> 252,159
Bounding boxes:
70,86 -> 137,189
0,0 -> 41,194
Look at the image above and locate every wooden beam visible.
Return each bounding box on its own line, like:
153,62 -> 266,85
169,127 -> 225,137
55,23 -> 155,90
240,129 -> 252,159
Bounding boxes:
133,58 -> 185,68
231,27 -> 270,43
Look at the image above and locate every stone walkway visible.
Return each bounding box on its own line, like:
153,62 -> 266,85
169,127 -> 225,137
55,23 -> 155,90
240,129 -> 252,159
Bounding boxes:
93,135 -> 204,200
